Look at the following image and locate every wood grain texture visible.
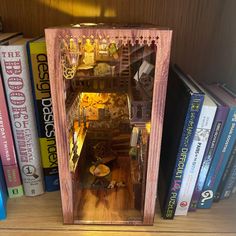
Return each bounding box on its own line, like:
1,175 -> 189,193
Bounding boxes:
143,30 -> 172,224
0,192 -> 235,235
74,155 -> 141,223
45,26 -> 171,225
1,0 -> 235,90
0,0 -> 235,232
2,231 -> 236,236
45,28 -> 73,224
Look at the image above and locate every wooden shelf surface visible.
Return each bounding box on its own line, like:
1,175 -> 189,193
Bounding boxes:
0,191 -> 235,235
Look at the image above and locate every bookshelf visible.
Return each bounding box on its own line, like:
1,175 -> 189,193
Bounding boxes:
0,0 -> 236,234
0,192 -> 235,235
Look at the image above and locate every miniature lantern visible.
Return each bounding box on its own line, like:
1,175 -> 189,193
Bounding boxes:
45,23 -> 172,225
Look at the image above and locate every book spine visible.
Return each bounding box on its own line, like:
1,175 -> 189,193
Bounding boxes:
163,94 -> 204,219
0,72 -> 24,197
0,44 -> 44,196
0,162 -> 7,220
27,41 -> 59,191
189,106 -> 228,210
198,108 -> 236,208
232,182 -> 236,194
219,143 -> 236,200
175,104 -> 216,215
214,141 -> 236,201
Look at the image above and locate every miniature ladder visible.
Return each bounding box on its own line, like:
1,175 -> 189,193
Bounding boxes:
119,45 -> 131,89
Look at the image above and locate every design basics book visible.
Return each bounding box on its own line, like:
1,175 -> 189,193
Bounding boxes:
27,37 -> 59,191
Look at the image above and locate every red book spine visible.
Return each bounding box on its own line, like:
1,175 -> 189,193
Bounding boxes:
0,72 -> 23,197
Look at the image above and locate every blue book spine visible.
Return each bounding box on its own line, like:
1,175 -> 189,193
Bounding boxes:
164,94 -> 204,219
190,105 -> 229,210
198,108 -> 236,208
220,142 -> 236,199
0,162 -> 8,220
214,141 -> 236,202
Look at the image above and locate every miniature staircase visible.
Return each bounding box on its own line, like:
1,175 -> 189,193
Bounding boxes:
120,45 -> 131,77
117,45 -> 131,90
111,133 -> 130,155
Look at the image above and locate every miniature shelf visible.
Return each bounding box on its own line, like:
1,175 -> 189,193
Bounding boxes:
71,76 -> 130,93
0,191 -> 236,235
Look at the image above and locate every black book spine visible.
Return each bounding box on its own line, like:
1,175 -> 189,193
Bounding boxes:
163,94 -> 204,219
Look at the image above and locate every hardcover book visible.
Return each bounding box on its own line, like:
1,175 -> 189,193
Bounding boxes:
27,37 -> 59,192
0,32 -> 24,198
190,85 -> 229,210
158,65 -> 204,219
0,160 -> 8,220
175,76 -> 217,216
0,38 -> 44,196
197,84 -> 236,208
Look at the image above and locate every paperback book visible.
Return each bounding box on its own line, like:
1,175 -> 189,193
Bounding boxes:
0,160 -> 7,220
215,141 -> 236,200
27,37 -> 59,191
175,77 -> 217,216
0,32 -> 22,45
214,84 -> 236,201
0,38 -> 45,196
190,86 -> 229,210
0,32 -> 24,198
198,84 -> 236,208
158,65 -> 204,219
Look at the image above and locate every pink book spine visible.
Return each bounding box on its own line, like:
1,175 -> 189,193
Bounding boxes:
0,72 -> 23,197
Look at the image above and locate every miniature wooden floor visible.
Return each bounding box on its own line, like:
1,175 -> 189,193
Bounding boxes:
74,155 -> 142,223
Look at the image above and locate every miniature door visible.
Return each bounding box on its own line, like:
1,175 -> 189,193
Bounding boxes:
45,24 -> 172,225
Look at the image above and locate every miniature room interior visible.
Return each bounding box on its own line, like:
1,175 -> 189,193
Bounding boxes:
1,1 -> 235,235
62,31 -> 155,222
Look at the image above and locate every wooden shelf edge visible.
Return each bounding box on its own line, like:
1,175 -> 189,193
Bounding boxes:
0,191 -> 235,235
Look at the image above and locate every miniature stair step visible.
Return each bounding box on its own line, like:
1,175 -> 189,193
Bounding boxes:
120,45 -> 131,77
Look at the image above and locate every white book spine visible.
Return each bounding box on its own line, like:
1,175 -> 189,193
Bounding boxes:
175,104 -> 217,215
0,43 -> 44,196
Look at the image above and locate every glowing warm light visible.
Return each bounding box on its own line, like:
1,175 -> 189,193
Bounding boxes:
79,23 -> 98,27
146,122 -> 151,133
104,9 -> 116,17
37,0 -> 116,17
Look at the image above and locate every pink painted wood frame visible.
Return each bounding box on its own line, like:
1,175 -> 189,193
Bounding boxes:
45,26 -> 172,225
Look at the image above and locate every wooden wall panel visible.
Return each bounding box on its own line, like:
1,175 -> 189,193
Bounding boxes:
0,0 -> 235,87
201,0 -> 236,88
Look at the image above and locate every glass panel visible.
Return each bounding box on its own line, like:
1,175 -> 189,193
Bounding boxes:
62,37 -> 156,223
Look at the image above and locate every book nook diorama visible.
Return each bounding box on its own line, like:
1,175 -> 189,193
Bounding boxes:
45,23 -> 172,225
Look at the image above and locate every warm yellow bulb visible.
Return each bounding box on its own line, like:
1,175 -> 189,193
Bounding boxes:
146,122 -> 151,133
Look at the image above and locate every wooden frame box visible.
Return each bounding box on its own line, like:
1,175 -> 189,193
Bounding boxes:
45,23 -> 172,225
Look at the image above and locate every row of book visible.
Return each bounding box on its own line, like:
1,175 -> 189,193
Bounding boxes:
159,65 -> 236,219
0,32 -> 60,219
